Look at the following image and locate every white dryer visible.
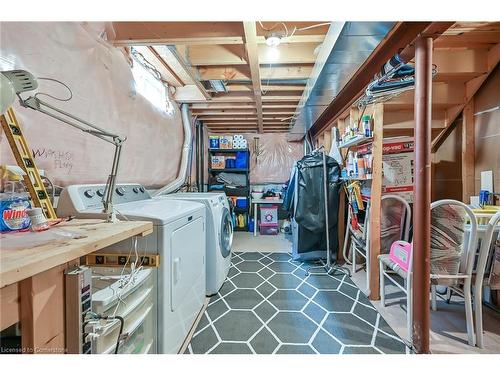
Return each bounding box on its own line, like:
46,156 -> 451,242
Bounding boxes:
163,192 -> 232,296
57,184 -> 206,354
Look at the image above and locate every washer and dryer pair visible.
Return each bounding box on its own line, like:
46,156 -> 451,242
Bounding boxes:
57,185 -> 233,353
164,192 -> 233,296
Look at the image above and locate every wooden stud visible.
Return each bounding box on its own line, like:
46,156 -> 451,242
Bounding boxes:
20,261 -> 77,354
198,65 -> 313,81
243,21 -> 264,133
0,283 -> 20,331
323,129 -> 332,153
369,103 -> 384,300
462,100 -> 475,202
156,46 -> 211,100
110,22 -> 245,46
432,42 -> 500,151
349,107 -> 359,128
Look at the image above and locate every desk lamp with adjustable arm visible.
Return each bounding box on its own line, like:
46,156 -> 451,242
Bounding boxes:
0,70 -> 126,222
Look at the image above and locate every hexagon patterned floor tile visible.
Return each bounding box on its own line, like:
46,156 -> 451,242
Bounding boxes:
186,252 -> 408,354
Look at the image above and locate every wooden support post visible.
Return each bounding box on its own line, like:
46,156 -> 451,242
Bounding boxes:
337,119 -> 347,159
368,103 -> 384,300
412,36 -> 433,354
0,283 -> 20,331
324,130 -> 332,154
20,260 -> 77,354
337,118 -> 345,133
243,22 -> 264,133
462,100 -> 475,203
349,107 -> 359,128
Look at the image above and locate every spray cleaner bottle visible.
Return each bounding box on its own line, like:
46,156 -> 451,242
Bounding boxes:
0,166 -> 31,232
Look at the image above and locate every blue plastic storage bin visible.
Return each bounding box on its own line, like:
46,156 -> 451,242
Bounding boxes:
235,151 -> 248,169
236,197 -> 248,208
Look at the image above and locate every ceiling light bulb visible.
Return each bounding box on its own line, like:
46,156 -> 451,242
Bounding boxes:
265,34 -> 281,47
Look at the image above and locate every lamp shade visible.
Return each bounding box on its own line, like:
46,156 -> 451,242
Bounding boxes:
0,73 -> 16,114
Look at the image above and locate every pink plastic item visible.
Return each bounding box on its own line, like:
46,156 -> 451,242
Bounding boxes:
260,205 -> 278,225
389,241 -> 412,272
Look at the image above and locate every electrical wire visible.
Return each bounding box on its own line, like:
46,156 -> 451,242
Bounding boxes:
84,314 -> 125,354
288,23 -> 332,39
131,48 -> 162,81
261,62 -> 274,95
34,77 -> 73,102
113,316 -> 125,354
258,21 -> 331,40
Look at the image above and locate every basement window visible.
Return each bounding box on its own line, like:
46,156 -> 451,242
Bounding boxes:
131,57 -> 166,112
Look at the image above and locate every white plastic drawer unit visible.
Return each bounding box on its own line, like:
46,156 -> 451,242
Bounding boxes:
90,267 -> 156,354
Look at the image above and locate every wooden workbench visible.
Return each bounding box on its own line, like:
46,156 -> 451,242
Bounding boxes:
0,219 -> 153,353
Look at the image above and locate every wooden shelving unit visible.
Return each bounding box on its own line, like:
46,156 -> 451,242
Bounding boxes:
208,148 -> 250,231
330,105 -> 384,300
208,168 -> 249,173
338,135 -> 373,149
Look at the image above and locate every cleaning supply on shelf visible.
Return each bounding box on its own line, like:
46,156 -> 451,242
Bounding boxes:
209,135 -> 220,149
353,152 -> 359,176
365,154 -> 373,178
1,166 -> 32,232
248,217 -> 255,232
347,151 -> 355,177
357,155 -> 366,179
341,168 -> 348,179
236,213 -> 246,229
362,115 -> 372,137
1,193 -> 31,232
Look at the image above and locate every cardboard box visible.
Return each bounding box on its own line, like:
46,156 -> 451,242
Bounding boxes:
219,135 -> 233,149
211,155 -> 225,169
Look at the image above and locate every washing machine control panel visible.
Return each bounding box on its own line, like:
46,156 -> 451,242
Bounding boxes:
75,184 -> 152,210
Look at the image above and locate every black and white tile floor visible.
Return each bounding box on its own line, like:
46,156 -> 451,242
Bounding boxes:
186,252 -> 409,354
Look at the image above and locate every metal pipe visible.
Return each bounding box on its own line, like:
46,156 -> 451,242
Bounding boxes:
200,122 -> 205,192
322,150 -> 331,268
195,121 -> 201,192
412,36 -> 433,354
154,103 -> 192,196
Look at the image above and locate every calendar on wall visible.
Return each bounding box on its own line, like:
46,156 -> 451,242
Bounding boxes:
382,137 -> 414,203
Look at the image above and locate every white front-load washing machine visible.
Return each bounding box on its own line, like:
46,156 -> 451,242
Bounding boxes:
57,184 -> 206,353
163,192 -> 232,296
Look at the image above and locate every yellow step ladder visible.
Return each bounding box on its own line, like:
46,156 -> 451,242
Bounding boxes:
1,107 -> 57,219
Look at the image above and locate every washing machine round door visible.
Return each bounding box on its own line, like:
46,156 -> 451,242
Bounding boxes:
219,207 -> 233,258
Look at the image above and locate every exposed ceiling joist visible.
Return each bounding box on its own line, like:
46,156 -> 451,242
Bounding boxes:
111,22 -> 245,46
111,22 -> 328,47
243,22 -> 264,133
197,65 -> 313,81
153,46 -> 211,100
432,41 -> 500,151
179,43 -> 319,66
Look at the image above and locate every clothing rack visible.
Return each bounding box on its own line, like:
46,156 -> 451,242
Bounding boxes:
306,147 -> 350,277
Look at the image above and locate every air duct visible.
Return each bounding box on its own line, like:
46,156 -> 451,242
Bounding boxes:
154,103 -> 192,196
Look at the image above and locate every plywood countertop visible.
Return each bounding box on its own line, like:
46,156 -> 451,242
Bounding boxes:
0,219 -> 153,288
